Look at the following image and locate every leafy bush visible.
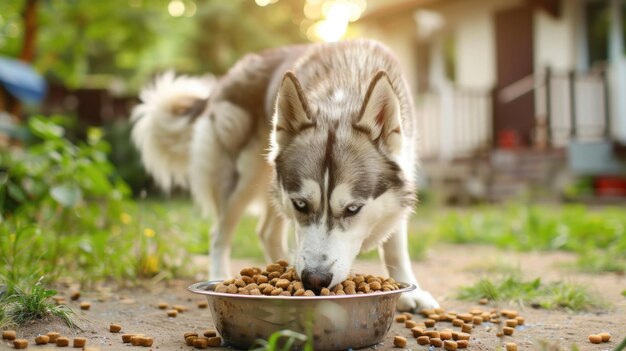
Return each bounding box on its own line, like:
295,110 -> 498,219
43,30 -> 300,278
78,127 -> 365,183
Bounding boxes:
0,117 -> 192,287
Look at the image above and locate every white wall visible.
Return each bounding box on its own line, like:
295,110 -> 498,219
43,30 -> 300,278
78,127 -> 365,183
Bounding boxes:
533,0 -> 578,73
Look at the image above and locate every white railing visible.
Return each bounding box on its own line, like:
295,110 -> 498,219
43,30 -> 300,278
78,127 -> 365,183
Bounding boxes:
416,87 -> 492,160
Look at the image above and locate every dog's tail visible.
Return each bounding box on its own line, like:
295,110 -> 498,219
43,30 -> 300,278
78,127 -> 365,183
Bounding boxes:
131,71 -> 216,193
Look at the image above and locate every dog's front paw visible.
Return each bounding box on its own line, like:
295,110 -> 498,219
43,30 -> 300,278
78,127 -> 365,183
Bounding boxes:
397,289 -> 439,312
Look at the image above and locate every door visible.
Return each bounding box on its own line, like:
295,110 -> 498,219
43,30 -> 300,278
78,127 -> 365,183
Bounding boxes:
493,5 -> 535,148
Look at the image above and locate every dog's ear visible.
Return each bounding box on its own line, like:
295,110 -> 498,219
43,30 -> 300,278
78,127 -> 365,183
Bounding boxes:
355,70 -> 403,155
273,71 -> 314,146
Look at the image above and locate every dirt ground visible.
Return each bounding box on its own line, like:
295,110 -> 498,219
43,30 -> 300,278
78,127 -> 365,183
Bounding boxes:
3,245 -> 625,351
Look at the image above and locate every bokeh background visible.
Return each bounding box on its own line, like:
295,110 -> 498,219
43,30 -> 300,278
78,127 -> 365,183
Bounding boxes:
1,0 -> 625,310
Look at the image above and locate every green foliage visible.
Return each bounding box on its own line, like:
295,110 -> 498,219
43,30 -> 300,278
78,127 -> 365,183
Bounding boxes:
250,330 -> 313,351
457,275 -> 603,311
427,204 -> 626,272
0,117 -> 193,286
614,335 -> 626,351
0,0 -> 305,90
0,277 -> 75,328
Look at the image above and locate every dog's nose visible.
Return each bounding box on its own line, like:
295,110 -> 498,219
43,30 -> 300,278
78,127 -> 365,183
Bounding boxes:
301,269 -> 333,294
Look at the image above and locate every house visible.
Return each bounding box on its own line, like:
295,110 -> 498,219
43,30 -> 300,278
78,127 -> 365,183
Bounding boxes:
356,0 -> 626,200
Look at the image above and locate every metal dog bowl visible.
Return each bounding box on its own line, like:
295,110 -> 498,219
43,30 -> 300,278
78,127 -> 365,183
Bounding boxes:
188,280 -> 415,350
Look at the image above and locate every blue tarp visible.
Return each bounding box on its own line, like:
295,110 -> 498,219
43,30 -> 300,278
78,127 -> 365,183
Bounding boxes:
0,56 -> 47,104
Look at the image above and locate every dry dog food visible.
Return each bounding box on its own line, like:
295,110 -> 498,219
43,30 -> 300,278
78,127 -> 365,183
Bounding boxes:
70,291 -> 81,301
203,330 -> 217,338
214,261 -> 400,296
430,338 -> 443,347
505,342 -> 518,351
461,323 -> 472,333
109,324 -> 122,333
411,327 -> 425,338
56,337 -> 70,347
505,319 -> 518,327
207,336 -> 221,347
194,337 -> 209,349
600,332 -> 611,342
457,340 -> 469,349
503,326 -> 514,335
157,302 -> 168,309
12,339 -> 28,349
588,334 -> 606,344
167,309 -> 178,317
79,302 -> 91,310
122,334 -> 136,343
417,336 -> 430,345
139,336 -> 153,347
444,340 -> 458,351
393,336 -> 407,348
73,337 -> 87,348
197,301 -> 208,309
2,330 -> 16,340
35,335 -> 50,345
47,332 -> 60,343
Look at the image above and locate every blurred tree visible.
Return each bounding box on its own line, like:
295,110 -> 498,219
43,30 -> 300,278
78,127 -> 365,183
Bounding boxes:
0,0 -> 306,91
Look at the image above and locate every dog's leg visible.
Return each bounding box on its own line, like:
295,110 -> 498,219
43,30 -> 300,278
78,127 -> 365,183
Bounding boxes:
379,220 -> 439,311
256,200 -> 288,263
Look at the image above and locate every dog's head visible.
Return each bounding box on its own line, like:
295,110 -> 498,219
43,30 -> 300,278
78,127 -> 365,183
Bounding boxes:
268,70 -> 415,293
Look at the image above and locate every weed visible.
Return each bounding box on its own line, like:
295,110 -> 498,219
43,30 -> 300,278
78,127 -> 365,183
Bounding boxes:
457,275 -> 602,311
614,335 -> 626,351
2,278 -> 76,328
250,330 -> 313,351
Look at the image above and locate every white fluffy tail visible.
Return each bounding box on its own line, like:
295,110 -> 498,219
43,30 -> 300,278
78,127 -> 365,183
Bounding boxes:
131,71 -> 216,193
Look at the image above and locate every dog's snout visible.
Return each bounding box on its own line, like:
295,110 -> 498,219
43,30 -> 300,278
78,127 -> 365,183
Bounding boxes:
301,269 -> 333,293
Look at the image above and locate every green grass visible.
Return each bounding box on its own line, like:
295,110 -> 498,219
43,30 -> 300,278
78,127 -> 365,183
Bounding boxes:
457,274 -> 602,311
1,278 -> 76,328
250,330 -> 313,351
416,204 -> 626,273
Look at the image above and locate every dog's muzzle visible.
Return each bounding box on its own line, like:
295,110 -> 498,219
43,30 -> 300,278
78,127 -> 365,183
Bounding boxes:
301,269 -> 333,294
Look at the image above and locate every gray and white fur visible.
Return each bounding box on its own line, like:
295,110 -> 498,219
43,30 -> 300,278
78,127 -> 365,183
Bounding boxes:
131,39 -> 438,311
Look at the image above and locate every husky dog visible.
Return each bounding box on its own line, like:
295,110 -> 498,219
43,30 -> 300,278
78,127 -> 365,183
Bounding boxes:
132,39 -> 438,311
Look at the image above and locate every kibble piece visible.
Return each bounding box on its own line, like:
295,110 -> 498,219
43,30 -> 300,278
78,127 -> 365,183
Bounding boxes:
186,336 -> 198,346
461,323 -> 472,333
157,302 -> 168,309
167,309 -> 178,317
496,331 -> 504,337
70,291 -> 81,301
320,287 -> 330,296
304,290 -> 315,296
2,330 -> 16,340
203,330 -> 217,338
440,331 -> 452,340
405,320 -> 418,329
451,331 -> 459,340
47,332 -> 60,343
505,319 -> 518,327
599,332 -> 611,342
458,313 -> 473,322
452,318 -> 464,327
589,335 -> 602,344
198,301 -> 208,309
79,302 -> 91,310
515,316 -> 524,325
206,336 -> 221,347
457,340 -> 469,349
56,337 -> 70,347
472,316 -> 483,325
426,331 -> 440,339
505,342 -> 518,351
503,326 -> 514,335
479,298 -> 488,305
266,263 -> 283,273
109,324 -> 122,333
444,340 -> 458,351
430,338 -> 443,347
173,305 -> 187,313
395,314 -> 406,323
411,327 -> 425,338
13,339 -> 28,349
139,337 -> 153,347
240,267 -> 255,277
457,332 -> 470,341
73,337 -> 87,348
130,336 -> 142,346
35,335 -> 50,345
122,334 -> 135,343
393,336 -> 407,348
194,337 -> 209,349
501,309 -> 518,318
424,318 -> 436,327
417,336 -> 430,345
227,284 -> 238,294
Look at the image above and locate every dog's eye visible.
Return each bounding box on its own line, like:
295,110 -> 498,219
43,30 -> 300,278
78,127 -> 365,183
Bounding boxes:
344,204 -> 363,217
292,199 -> 309,213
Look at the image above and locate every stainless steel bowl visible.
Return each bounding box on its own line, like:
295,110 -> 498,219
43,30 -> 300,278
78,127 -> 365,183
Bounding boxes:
188,280 -> 415,350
